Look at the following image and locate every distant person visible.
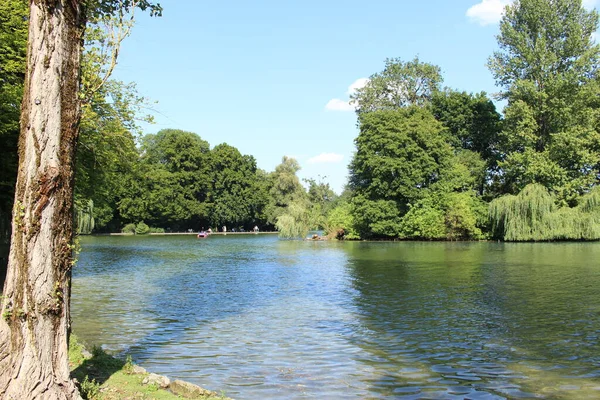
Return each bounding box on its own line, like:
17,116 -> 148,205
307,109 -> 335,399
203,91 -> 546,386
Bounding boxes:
207,228 -> 212,234
223,225 -> 227,234
253,225 -> 259,233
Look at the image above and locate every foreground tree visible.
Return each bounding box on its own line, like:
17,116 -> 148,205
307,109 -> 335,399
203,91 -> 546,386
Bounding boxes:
0,2 -> 85,397
0,1 -> 160,398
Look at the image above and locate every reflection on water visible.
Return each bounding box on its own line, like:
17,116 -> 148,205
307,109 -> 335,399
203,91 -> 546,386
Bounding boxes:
72,236 -> 600,399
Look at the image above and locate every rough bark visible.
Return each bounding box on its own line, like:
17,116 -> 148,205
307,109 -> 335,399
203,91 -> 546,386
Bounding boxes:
0,1 -> 84,399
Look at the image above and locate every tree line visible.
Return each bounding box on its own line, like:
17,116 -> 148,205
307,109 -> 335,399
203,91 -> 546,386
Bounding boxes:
75,127 -> 338,234
65,0 -> 600,241
2,0 -> 600,246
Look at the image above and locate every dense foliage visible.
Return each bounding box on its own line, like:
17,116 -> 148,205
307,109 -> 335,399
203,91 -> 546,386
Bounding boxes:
489,0 -> 600,205
328,0 -> 600,242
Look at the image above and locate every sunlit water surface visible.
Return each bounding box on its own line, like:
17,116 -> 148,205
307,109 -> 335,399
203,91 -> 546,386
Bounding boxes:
72,235 -> 600,399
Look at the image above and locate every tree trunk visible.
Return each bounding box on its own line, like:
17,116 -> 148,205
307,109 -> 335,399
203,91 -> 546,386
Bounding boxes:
0,1 -> 84,399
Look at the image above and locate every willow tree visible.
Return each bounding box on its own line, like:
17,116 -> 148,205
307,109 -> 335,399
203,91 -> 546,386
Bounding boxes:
0,1 -> 160,398
276,201 -> 311,239
489,184 -> 600,241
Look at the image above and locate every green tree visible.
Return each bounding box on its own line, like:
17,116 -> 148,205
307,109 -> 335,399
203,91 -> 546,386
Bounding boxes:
349,107 -> 453,206
266,156 -> 307,226
399,191 -> 487,240
75,80 -> 148,231
489,0 -> 600,203
349,107 -> 488,239
208,143 -> 268,229
119,129 -> 212,230
276,200 -> 311,239
350,56 -> 443,112
348,107 -> 455,238
72,0 -> 160,233
431,90 -> 502,175
325,201 -> 360,240
304,176 -> 337,229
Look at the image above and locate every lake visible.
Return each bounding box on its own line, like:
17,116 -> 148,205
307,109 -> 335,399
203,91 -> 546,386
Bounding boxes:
72,235 -> 600,399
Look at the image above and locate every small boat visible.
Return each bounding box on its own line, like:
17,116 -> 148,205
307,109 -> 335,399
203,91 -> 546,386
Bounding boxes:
197,231 -> 209,238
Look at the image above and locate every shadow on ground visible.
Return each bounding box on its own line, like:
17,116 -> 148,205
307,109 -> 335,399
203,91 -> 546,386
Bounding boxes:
71,345 -> 126,387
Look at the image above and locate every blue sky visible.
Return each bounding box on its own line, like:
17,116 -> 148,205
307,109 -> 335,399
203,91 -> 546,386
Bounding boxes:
111,0 -> 597,193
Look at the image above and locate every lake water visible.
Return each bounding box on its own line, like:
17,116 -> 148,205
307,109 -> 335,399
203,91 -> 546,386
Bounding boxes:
71,235 -> 600,399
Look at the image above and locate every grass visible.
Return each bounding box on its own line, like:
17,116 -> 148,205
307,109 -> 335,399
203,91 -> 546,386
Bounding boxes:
69,335 -> 228,400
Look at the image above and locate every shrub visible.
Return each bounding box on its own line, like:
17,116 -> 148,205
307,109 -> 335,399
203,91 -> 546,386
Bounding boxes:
276,201 -> 310,239
325,202 -> 360,240
399,198 -> 446,239
121,223 -> 136,234
135,221 -> 150,235
80,376 -> 100,399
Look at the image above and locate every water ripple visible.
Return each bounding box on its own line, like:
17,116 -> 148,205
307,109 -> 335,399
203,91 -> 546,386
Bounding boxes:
72,237 -> 600,399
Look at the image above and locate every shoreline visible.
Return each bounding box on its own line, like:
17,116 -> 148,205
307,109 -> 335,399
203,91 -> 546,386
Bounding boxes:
69,335 -> 231,399
90,232 -> 279,236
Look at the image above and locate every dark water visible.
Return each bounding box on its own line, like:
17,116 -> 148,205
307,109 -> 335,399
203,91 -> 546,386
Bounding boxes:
71,235 -> 600,399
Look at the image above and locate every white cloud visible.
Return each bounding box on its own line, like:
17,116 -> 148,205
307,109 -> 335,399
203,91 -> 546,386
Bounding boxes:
467,0 -> 597,26
325,77 -> 368,112
307,153 -> 344,164
347,78 -> 369,95
325,98 -> 355,111
466,0 -> 511,26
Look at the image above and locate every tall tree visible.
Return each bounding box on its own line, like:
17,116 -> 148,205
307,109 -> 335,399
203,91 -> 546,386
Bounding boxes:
0,2 -> 85,397
489,0 -> 600,204
0,1 -> 160,398
75,12 -> 156,232
208,143 -> 267,230
348,107 -> 454,238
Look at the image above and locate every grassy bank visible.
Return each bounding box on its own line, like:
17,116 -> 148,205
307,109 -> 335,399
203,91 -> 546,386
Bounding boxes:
69,335 -> 228,399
